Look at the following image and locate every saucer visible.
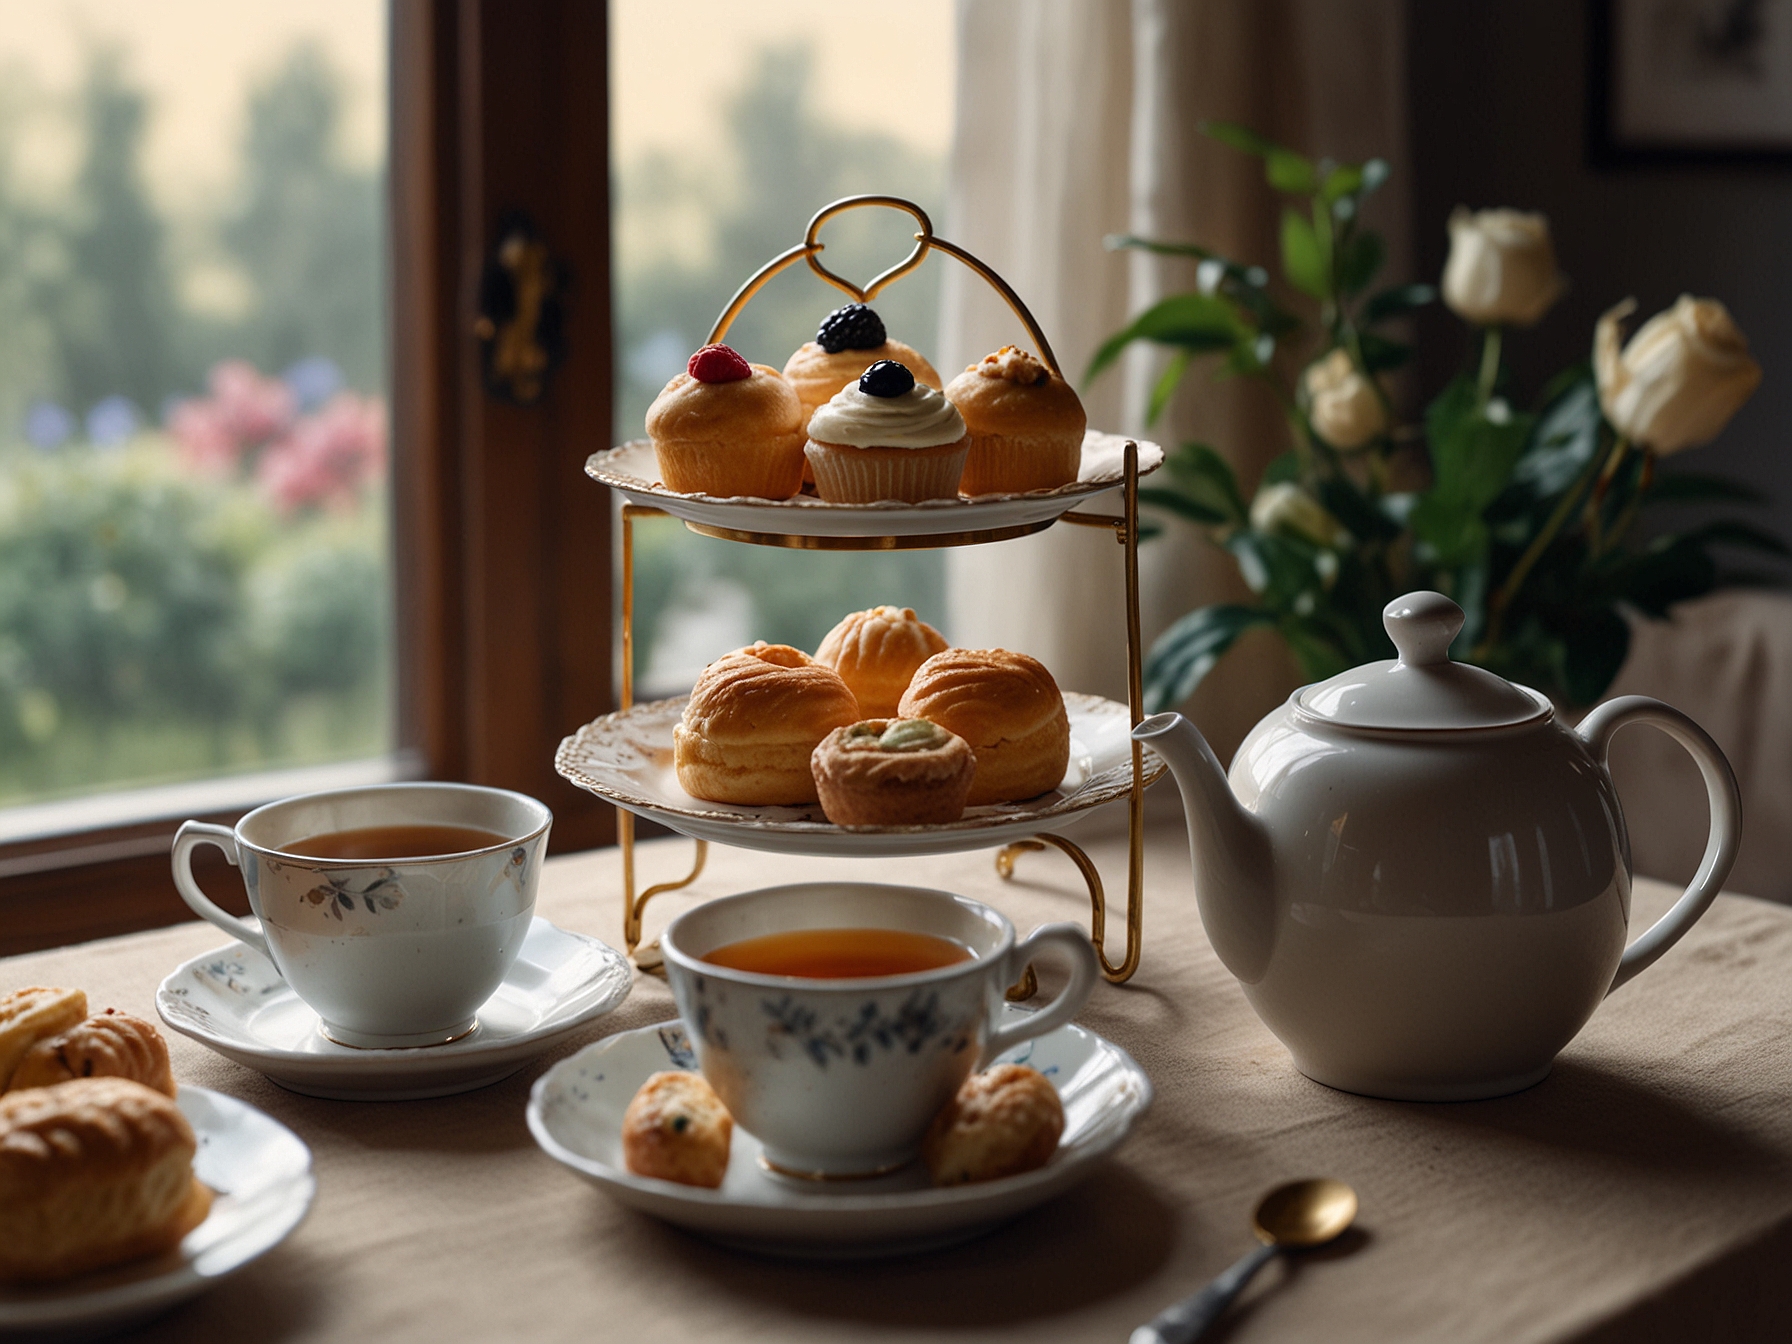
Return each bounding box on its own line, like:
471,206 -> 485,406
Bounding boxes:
0,1086 -> 313,1338
157,918 -> 632,1101
527,1007 -> 1152,1258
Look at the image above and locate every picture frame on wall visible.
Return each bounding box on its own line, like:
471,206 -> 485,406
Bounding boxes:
1591,0 -> 1792,164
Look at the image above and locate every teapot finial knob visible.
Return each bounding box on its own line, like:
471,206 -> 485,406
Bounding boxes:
1384,591 -> 1464,666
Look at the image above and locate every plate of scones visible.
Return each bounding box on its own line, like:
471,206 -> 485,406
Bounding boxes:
0,987 -> 313,1336
592,302 -> 1162,538
556,606 -> 1167,858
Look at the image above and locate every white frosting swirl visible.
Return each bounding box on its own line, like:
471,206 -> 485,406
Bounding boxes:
806,382 -> 966,449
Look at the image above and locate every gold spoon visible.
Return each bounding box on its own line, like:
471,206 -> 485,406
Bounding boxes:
1131,1178 -> 1359,1344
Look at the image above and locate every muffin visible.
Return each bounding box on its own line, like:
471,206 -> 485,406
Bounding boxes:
621,1071 -> 733,1189
674,643 -> 861,805
645,344 -> 806,499
814,606 -> 949,718
805,361 -> 969,504
811,718 -> 978,827
944,346 -> 1087,495
923,1064 -> 1064,1186
898,648 -> 1070,805
782,303 -> 942,434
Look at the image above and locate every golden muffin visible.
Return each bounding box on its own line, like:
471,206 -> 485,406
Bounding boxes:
8,1010 -> 176,1098
674,643 -> 862,805
813,606 -> 949,718
0,987 -> 88,1091
924,1064 -> 1065,1186
782,303 -> 942,434
897,648 -> 1070,805
646,344 -> 806,499
804,361 -> 969,503
811,718 -> 978,827
944,346 -> 1086,495
621,1071 -> 733,1189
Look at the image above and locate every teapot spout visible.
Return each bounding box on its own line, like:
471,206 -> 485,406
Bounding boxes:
1133,712 -> 1276,983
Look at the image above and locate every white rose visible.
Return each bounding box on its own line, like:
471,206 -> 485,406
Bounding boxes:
1594,295 -> 1762,455
1441,207 -> 1564,327
1303,348 -> 1386,451
1250,482 -> 1347,548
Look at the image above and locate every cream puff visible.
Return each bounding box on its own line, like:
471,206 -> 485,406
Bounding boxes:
645,344 -> 806,499
782,304 -> 941,434
813,606 -> 949,718
811,718 -> 977,827
944,346 -> 1086,495
804,361 -> 969,503
897,648 -> 1070,805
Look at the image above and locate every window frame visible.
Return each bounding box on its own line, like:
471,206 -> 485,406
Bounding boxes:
0,0 -> 617,956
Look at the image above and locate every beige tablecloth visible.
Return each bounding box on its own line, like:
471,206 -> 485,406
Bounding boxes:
7,825 -> 1792,1343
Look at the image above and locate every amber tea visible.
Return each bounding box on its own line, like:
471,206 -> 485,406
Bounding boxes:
700,927 -> 973,979
280,824 -> 510,861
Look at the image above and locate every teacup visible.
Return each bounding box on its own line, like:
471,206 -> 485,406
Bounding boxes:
171,783 -> 552,1048
660,882 -> 1099,1179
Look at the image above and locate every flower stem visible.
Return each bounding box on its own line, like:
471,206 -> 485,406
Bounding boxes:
1600,448 -> 1654,555
1582,436 -> 1632,554
1475,326 -> 1503,408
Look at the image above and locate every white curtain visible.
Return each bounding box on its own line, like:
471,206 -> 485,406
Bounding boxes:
940,0 -> 1409,762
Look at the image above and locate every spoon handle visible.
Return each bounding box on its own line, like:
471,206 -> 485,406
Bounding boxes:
1129,1242 -> 1278,1344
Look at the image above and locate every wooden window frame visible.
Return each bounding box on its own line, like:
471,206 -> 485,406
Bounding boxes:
0,0 -> 616,956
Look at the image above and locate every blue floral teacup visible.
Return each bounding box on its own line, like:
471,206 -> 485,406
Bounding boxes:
172,782 -> 551,1048
661,882 -> 1098,1179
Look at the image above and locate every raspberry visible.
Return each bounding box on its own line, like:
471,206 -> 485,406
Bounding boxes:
687,344 -> 752,384
815,303 -> 887,354
859,360 -> 915,398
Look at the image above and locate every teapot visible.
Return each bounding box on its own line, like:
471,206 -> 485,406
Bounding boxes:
1135,590 -> 1741,1101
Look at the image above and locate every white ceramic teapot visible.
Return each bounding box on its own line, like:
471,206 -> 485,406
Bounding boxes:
1135,590 -> 1741,1101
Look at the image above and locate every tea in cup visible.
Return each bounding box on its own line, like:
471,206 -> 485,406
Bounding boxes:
171,782 -> 552,1048
660,881 -> 1099,1179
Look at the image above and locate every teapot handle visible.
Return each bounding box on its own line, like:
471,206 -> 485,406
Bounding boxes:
1576,696 -> 1741,994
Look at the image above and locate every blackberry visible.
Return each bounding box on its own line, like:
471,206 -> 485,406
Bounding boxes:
815,303 -> 887,354
859,360 -> 915,398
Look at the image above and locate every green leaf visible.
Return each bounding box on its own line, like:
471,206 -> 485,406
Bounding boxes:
1280,209 -> 1328,299
1356,331 -> 1411,372
1102,234 -> 1217,260
1083,293 -> 1247,384
1321,163 -> 1364,202
1360,282 -> 1436,326
1617,538 -> 1718,617
1317,474 -> 1400,542
1647,472 -> 1769,506
1412,375 -> 1535,567
1143,604 -> 1275,712
1337,229 -> 1385,296
1511,373 -> 1601,499
1146,349 -> 1194,425
1225,530 -> 1326,606
1166,443 -> 1248,523
1278,619 -> 1354,683
1260,452 -> 1301,487
1138,485 -> 1230,526
1266,149 -> 1318,195
1201,120 -> 1277,158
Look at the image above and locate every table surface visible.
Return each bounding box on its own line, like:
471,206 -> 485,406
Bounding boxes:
6,821 -> 1792,1343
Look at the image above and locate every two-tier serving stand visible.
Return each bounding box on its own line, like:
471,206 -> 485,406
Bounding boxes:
556,196 -> 1166,992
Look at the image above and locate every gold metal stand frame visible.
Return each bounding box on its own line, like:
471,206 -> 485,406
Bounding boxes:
612,195 -> 1147,986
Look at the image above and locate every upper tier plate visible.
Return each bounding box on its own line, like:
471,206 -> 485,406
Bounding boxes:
588,431 -> 1163,539
554,692 -> 1164,858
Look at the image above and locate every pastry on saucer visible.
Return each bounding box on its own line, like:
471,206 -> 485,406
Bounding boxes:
782,303 -> 941,434
8,1009 -> 176,1098
898,648 -> 1069,805
811,718 -> 977,827
944,346 -> 1086,495
813,606 -> 949,718
923,1063 -> 1064,1186
0,987 -> 88,1091
805,361 -> 969,504
622,1071 -> 733,1189
646,344 -> 806,499
674,643 -> 861,805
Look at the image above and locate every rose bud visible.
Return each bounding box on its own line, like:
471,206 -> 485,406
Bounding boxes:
1595,295 -> 1762,456
1303,348 -> 1387,451
1441,208 -> 1565,327
1249,482 -> 1349,549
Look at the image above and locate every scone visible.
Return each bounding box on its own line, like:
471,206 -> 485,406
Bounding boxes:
811,719 -> 978,827
923,1064 -> 1065,1186
9,1010 -> 176,1098
944,346 -> 1087,495
645,344 -> 807,499
674,643 -> 861,805
804,361 -> 969,504
782,303 -> 941,434
0,1077 -> 213,1284
0,987 -> 88,1091
813,605 -> 948,718
621,1071 -> 733,1189
897,649 -> 1070,805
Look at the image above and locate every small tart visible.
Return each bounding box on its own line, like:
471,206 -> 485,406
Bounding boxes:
814,606 -> 949,718
811,719 -> 977,827
646,355 -> 806,499
944,346 -> 1086,495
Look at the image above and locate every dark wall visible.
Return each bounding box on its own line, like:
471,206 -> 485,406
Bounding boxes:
1408,1 -> 1792,540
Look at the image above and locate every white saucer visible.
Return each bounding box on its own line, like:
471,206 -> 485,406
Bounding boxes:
0,1086 -> 313,1338
157,918 -> 632,1101
527,1007 -> 1152,1259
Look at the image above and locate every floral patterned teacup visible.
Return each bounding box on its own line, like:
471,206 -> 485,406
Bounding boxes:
661,882 -> 1098,1179
172,783 -> 551,1048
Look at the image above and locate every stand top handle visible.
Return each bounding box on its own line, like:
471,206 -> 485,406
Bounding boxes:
704,193 -> 1062,382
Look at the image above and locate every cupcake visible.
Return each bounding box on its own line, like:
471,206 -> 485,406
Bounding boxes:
811,718 -> 977,827
783,304 -> 942,434
805,361 -> 970,504
944,346 -> 1087,495
645,344 -> 806,499
814,606 -> 949,718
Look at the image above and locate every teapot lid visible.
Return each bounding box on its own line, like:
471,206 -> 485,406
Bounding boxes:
1295,592 -> 1549,731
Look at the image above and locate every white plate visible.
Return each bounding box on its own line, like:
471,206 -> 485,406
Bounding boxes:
156,918 -> 632,1101
589,431 -> 1163,539
554,692 -> 1165,858
0,1086 -> 314,1338
526,1008 -> 1152,1259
